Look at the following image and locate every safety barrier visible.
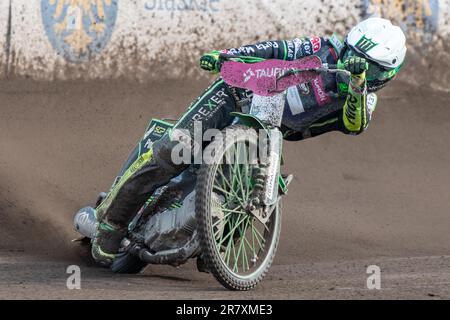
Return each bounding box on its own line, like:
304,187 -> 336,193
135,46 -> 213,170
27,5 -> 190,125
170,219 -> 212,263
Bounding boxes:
0,0 -> 447,80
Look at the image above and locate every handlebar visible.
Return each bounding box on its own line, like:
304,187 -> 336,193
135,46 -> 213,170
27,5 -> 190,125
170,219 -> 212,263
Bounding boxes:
277,63 -> 351,81
219,53 -> 352,78
219,53 -> 265,64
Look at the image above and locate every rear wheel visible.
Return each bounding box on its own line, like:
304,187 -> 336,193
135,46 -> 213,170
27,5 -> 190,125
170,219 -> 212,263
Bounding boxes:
111,253 -> 148,274
196,125 -> 282,291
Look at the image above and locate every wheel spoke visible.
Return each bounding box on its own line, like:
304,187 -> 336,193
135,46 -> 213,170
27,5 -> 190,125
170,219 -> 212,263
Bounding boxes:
251,217 -> 256,260
220,206 -> 246,215
230,228 -> 238,273
217,214 -> 248,248
213,185 -> 237,202
243,236 -> 257,265
230,144 -> 245,203
215,165 -> 245,207
213,185 -> 233,199
251,222 -> 265,249
254,216 -> 271,233
240,217 -> 251,272
235,142 -> 247,200
224,234 -> 233,266
212,210 -> 233,229
233,215 -> 247,272
216,165 -> 231,192
243,155 -> 252,200
217,210 -> 235,251
223,214 -> 237,264
218,211 -> 235,250
213,185 -> 245,208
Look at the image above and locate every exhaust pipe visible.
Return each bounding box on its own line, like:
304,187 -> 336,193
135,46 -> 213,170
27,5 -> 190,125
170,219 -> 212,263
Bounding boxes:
129,233 -> 199,267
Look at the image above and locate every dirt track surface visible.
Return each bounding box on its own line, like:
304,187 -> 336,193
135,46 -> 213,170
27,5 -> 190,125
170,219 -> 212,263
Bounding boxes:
1,253 -> 449,299
0,64 -> 450,299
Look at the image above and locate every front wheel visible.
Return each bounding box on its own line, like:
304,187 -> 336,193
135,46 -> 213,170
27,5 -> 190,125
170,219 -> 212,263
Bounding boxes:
196,125 -> 282,291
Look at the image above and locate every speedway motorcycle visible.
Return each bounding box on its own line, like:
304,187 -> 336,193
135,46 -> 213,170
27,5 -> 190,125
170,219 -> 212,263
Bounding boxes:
74,54 -> 350,290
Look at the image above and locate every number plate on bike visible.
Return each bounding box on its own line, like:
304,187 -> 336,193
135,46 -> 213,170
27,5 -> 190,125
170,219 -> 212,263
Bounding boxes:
221,56 -> 322,96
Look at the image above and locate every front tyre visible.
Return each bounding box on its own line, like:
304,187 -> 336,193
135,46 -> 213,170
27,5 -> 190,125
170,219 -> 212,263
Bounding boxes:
196,125 -> 282,291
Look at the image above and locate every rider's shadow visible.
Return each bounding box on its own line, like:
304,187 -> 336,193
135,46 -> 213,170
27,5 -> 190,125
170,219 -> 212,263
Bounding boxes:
138,273 -> 192,283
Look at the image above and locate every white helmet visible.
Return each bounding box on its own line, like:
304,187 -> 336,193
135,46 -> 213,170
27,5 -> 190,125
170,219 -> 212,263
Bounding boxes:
342,17 -> 407,91
346,17 -> 407,68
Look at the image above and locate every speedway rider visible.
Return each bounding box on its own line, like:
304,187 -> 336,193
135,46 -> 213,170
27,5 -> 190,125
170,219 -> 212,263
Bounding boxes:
90,17 -> 407,266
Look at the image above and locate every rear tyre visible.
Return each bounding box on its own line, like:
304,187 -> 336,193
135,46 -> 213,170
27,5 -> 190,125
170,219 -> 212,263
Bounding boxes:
111,253 -> 148,274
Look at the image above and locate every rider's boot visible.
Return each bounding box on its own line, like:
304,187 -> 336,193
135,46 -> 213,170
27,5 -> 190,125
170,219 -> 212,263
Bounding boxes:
91,221 -> 127,267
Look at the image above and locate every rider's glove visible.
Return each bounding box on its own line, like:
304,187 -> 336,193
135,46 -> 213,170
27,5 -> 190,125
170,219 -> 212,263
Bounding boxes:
200,50 -> 221,74
343,56 -> 369,76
